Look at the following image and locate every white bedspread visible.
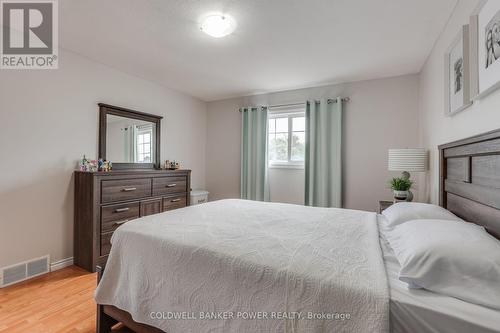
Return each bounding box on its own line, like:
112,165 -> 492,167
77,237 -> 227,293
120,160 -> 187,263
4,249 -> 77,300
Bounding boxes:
95,199 -> 389,333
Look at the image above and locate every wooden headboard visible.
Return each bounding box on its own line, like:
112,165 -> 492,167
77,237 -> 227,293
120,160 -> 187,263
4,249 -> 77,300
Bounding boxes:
439,129 -> 500,240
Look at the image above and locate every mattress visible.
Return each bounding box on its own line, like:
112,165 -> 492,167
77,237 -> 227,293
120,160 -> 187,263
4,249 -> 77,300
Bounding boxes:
378,216 -> 500,333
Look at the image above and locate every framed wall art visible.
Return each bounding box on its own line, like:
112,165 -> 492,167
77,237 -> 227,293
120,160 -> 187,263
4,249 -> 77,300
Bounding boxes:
444,25 -> 471,116
470,0 -> 500,99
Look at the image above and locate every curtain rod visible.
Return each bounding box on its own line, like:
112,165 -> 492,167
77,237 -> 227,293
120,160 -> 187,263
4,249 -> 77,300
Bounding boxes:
271,97 -> 350,109
239,97 -> 350,112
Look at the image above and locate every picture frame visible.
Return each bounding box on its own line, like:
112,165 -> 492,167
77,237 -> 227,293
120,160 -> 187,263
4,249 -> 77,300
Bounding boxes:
444,25 -> 471,116
470,0 -> 500,100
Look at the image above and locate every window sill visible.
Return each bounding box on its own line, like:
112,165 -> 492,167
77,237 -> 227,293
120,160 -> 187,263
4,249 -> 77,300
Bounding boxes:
269,164 -> 305,170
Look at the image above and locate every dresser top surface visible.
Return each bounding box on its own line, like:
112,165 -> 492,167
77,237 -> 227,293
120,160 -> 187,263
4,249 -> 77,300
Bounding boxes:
75,169 -> 191,176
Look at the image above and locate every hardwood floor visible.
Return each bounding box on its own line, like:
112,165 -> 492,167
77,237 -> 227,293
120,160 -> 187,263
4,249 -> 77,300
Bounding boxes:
0,266 -> 131,333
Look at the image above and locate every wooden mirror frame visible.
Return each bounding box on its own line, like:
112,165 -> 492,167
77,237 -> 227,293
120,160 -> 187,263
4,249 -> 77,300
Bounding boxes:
98,103 -> 162,170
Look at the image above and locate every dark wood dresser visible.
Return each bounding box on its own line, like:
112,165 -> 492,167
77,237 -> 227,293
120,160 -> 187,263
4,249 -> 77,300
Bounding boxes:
74,169 -> 191,272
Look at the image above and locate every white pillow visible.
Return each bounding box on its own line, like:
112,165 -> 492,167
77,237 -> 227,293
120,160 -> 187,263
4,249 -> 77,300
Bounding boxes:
382,202 -> 461,228
385,219 -> 500,310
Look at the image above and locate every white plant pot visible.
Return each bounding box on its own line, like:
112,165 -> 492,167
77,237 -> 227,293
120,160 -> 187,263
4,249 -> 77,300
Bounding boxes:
393,190 -> 409,200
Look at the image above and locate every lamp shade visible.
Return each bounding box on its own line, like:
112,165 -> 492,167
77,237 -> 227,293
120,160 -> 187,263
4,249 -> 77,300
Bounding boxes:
388,148 -> 427,172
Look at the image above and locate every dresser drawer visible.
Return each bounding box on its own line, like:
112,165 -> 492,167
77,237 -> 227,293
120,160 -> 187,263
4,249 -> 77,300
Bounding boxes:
100,232 -> 113,256
101,202 -> 140,233
162,194 -> 187,211
153,177 -> 187,196
101,178 -> 152,203
140,198 -> 162,217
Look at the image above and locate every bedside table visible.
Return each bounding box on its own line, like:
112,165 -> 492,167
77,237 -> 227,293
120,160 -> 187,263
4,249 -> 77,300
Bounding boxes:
379,200 -> 393,213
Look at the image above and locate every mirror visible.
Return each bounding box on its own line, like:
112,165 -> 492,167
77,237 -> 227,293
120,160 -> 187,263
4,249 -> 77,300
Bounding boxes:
99,104 -> 162,169
106,115 -> 156,164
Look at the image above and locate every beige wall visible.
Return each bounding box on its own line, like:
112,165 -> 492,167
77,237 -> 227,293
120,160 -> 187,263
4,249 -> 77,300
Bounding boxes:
268,168 -> 305,205
206,75 -> 420,211
418,0 -> 500,204
0,49 -> 207,268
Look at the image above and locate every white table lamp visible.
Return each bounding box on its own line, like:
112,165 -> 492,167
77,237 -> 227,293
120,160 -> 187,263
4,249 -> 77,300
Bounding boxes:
388,148 -> 428,201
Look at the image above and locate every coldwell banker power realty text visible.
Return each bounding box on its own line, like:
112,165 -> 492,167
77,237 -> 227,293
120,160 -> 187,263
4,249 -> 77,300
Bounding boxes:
1,0 -> 58,69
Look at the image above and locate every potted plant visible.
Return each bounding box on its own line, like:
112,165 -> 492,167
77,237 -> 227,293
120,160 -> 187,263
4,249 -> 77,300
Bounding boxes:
389,177 -> 414,201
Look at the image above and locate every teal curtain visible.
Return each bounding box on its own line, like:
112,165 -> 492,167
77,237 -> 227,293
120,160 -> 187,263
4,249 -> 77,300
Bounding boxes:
240,107 -> 270,201
305,98 -> 342,207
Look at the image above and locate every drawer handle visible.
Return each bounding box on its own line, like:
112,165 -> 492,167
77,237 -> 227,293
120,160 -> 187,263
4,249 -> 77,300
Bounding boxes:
122,187 -> 137,192
170,198 -> 181,202
114,219 -> 129,226
166,184 -> 177,188
115,207 -> 130,213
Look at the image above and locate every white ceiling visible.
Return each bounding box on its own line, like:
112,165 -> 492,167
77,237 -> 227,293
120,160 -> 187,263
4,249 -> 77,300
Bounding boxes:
60,0 -> 457,101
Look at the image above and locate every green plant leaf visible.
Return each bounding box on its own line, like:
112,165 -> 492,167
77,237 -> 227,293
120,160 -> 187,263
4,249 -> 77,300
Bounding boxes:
388,177 -> 413,191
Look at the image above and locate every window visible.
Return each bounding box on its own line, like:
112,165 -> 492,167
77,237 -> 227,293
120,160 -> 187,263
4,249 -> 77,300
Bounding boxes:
268,111 -> 305,168
136,125 -> 153,163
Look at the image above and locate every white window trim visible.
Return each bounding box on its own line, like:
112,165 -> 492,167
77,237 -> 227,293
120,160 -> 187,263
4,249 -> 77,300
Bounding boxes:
268,109 -> 306,169
268,162 -> 305,170
136,125 -> 154,163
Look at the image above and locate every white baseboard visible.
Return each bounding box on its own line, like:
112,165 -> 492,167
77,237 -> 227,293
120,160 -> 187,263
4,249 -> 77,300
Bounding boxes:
50,257 -> 74,271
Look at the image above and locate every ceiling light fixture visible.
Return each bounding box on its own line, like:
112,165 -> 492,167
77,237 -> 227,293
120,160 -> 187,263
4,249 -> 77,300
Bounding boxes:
200,14 -> 236,38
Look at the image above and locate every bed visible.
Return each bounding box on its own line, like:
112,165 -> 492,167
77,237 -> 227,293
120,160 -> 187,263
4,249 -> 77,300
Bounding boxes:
95,128 -> 500,333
